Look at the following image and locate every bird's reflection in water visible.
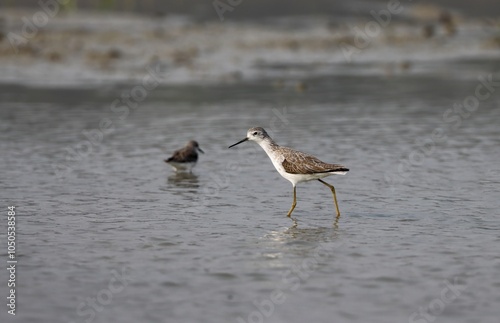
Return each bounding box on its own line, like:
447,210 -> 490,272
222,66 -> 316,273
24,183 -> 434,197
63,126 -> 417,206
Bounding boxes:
289,215 -> 339,232
283,223 -> 339,242
261,222 -> 341,268
265,217 -> 340,245
167,172 -> 200,190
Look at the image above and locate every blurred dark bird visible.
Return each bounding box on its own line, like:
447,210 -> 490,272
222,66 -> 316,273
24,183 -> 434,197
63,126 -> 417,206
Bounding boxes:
165,140 -> 204,172
438,11 -> 456,36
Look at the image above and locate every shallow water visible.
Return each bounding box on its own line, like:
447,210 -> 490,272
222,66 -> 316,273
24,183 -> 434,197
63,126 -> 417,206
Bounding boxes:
1,63 -> 500,323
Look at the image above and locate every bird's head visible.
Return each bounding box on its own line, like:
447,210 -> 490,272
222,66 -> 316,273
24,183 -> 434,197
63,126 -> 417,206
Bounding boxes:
188,140 -> 204,153
229,127 -> 269,148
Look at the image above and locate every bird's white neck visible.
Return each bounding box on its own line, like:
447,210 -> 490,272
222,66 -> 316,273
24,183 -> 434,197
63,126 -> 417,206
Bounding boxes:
257,138 -> 280,159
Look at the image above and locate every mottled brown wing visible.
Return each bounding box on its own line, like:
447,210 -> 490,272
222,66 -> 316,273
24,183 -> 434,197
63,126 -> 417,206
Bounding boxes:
166,147 -> 198,163
281,149 -> 348,174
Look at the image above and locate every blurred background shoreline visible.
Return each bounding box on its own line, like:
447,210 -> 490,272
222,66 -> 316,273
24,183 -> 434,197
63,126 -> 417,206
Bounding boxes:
3,0 -> 500,19
0,0 -> 499,87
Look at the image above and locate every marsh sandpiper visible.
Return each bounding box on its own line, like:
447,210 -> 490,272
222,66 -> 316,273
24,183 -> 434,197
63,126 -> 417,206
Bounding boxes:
165,140 -> 204,172
229,127 -> 348,219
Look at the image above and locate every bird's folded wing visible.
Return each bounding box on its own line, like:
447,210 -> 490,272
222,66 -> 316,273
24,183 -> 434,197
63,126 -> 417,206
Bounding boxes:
282,151 -> 348,174
167,149 -> 198,163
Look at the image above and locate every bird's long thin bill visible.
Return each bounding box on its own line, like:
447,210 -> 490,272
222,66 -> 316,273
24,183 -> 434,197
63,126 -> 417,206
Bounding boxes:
228,138 -> 248,148
197,147 -> 204,154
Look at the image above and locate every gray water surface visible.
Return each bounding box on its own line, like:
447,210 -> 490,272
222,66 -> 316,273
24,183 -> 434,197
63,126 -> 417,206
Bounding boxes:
1,68 -> 500,323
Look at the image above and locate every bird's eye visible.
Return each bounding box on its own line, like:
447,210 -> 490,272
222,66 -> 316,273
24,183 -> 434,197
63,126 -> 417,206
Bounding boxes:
253,132 -> 258,136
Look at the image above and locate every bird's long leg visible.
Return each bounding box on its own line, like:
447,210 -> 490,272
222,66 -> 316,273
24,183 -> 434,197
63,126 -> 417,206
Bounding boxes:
286,185 -> 297,218
318,179 -> 341,218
